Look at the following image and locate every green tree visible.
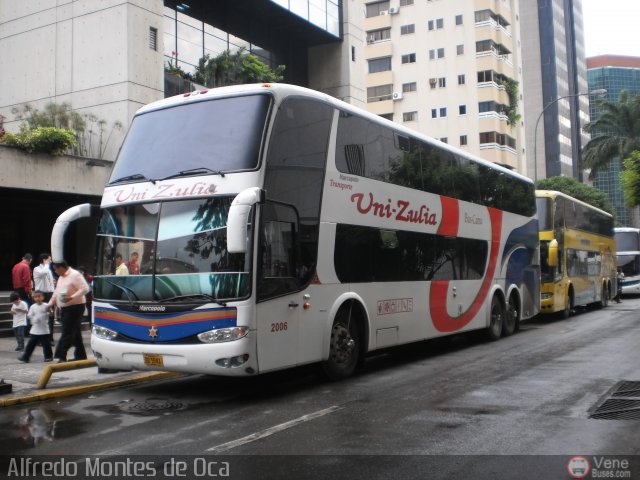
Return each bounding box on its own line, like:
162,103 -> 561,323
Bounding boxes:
621,150 -> 640,207
193,48 -> 285,88
536,176 -> 613,215
582,90 -> 640,177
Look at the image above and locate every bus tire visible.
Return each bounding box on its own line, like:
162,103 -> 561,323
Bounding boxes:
322,306 -> 361,380
486,295 -> 504,341
599,284 -> 609,308
560,289 -> 574,319
503,294 -> 519,337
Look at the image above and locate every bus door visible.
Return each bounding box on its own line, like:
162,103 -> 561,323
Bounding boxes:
255,202 -> 301,372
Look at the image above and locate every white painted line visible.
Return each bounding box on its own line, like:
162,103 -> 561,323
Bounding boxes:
206,405 -> 343,453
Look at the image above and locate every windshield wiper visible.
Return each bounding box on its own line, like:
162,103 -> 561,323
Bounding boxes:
109,173 -> 155,185
158,293 -> 227,307
105,279 -> 139,306
159,168 -> 226,181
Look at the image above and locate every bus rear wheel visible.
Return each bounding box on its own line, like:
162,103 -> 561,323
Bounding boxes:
486,295 -> 504,341
503,295 -> 519,336
322,308 -> 361,380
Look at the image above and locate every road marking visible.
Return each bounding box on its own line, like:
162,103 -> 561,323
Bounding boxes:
206,405 -> 343,453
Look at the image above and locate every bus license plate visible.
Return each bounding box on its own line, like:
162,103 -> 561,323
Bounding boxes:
143,353 -> 164,367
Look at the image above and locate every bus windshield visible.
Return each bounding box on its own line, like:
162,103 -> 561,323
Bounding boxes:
93,197 -> 252,303
615,231 -> 640,252
109,94 -> 271,183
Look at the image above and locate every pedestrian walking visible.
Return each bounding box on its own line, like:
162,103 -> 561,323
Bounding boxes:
615,267 -> 625,303
33,253 -> 56,343
12,253 -> 33,303
48,260 -> 90,362
10,292 -> 28,351
18,291 -> 53,363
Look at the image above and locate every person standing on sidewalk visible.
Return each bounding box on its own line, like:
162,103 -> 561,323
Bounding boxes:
33,253 -> 56,343
10,292 -> 28,351
19,291 -> 53,363
48,260 -> 90,362
12,253 -> 33,304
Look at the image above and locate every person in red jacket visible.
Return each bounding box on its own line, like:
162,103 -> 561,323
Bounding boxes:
12,253 -> 33,302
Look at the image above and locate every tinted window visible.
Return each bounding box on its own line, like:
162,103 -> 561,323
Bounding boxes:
334,224 -> 487,283
110,94 -> 271,183
615,231 -> 640,252
335,111 -> 535,216
259,97 -> 333,300
536,197 -> 552,231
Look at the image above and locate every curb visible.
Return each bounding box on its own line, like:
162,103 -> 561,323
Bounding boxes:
0,371 -> 182,407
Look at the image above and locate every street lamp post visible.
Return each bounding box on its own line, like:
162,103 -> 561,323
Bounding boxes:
533,89 -> 607,183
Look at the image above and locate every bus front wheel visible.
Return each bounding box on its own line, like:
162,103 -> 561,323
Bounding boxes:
486,295 -> 504,341
322,308 -> 361,380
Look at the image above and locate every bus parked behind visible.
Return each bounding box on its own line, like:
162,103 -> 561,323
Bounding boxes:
614,227 -> 640,295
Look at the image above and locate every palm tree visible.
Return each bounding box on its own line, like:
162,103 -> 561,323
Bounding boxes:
582,91 -> 640,177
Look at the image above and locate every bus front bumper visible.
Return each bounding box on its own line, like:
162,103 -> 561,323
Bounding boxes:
91,334 -> 258,376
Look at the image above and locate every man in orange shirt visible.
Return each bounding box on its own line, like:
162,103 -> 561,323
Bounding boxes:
48,259 -> 90,362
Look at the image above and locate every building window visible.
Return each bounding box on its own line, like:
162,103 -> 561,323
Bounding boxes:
368,57 -> 392,73
366,1 -> 391,18
440,137 -> 448,144
437,48 -> 445,58
401,53 -> 416,64
457,44 -> 464,55
455,14 -> 463,25
429,49 -> 435,60
459,105 -> 467,115
367,84 -> 393,102
438,77 -> 446,88
458,74 -> 466,85
460,135 -> 468,146
367,28 -> 391,43
439,107 -> 447,118
403,111 -> 418,122
400,0 -> 414,5
379,113 -> 394,121
428,20 -> 434,31
402,82 -> 417,93
431,108 -> 437,118
400,24 -> 415,35
149,27 -> 158,51
436,18 -> 444,29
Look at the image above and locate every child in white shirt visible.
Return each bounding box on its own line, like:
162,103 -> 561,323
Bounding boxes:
10,292 -> 28,351
19,291 -> 53,362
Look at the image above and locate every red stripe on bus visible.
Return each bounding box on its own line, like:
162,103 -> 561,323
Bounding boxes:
437,196 -> 459,237
430,208 -> 503,332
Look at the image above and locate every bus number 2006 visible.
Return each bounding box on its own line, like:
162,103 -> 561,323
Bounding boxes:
271,322 -> 288,332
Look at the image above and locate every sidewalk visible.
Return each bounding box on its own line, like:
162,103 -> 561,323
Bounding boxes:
0,329 -> 180,407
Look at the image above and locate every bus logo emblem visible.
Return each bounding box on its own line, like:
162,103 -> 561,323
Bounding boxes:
148,326 -> 158,339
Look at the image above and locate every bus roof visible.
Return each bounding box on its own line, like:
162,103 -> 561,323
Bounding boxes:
136,83 -> 534,186
614,227 -> 640,233
535,189 -> 613,218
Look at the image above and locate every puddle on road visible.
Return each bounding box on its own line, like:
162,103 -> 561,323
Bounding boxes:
0,404 -> 88,453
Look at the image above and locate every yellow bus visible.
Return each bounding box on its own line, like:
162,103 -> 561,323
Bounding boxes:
536,190 -> 616,317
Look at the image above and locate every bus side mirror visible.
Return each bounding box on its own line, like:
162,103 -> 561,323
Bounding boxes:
548,239 -> 559,267
227,187 -> 265,254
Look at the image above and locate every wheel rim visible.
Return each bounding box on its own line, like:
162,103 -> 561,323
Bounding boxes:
491,302 -> 502,334
330,323 -> 356,366
507,298 -> 518,329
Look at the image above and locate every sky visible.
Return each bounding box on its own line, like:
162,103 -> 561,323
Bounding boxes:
582,0 -> 640,58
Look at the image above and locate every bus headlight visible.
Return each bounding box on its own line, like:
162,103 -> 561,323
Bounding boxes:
93,325 -> 118,340
198,326 -> 249,343
541,293 -> 553,299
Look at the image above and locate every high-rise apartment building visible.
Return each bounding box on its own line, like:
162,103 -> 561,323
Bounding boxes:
588,55 -> 640,226
520,0 -> 589,181
363,0 -> 526,174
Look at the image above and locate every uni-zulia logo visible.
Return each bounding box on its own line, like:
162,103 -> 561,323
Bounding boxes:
567,456 -> 590,478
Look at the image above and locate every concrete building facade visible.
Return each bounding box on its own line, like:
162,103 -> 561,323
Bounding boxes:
520,0 -> 589,182
363,0 -> 527,174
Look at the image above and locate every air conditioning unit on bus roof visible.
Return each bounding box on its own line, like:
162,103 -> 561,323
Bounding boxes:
392,92 -> 403,100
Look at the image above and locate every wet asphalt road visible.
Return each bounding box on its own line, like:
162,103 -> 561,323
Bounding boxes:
1,298 -> 639,478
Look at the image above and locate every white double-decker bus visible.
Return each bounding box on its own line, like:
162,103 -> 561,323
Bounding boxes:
615,227 -> 640,294
53,84 -> 539,379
